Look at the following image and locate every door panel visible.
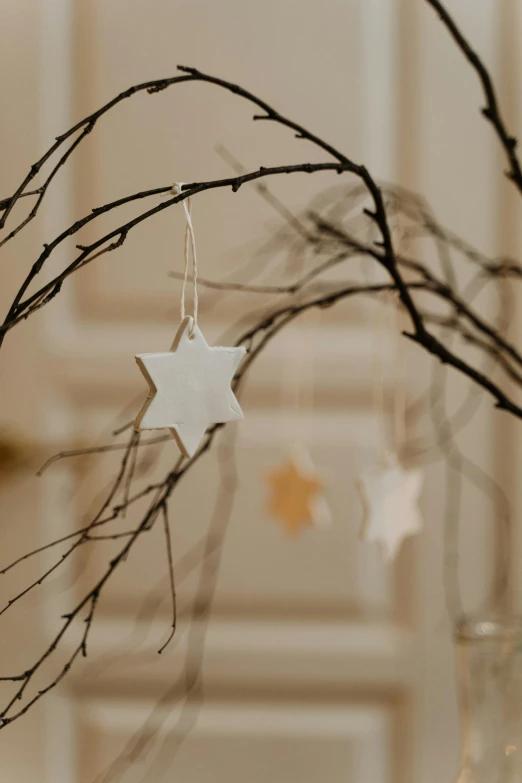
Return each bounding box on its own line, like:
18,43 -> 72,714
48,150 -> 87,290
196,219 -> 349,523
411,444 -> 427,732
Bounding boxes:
0,2 -> 516,782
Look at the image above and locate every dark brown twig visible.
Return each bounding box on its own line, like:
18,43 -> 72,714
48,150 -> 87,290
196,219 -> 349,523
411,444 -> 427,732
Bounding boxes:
425,0 -> 522,193
157,503 -> 177,655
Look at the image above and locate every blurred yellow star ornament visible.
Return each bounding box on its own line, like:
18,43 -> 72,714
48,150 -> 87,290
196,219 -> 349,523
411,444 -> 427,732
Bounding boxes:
357,462 -> 423,560
266,448 -> 330,535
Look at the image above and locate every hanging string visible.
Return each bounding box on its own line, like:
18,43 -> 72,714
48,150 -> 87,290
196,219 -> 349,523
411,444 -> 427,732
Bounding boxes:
172,183 -> 198,333
372,200 -> 407,466
279,249 -> 302,442
392,295 -> 407,462
389,205 -> 407,463
280,246 -> 316,450
278,245 -> 331,528
372,293 -> 391,465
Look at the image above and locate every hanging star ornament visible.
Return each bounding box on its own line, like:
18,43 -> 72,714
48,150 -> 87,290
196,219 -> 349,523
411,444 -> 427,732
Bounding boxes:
357,461 -> 423,561
266,447 -> 330,536
134,316 -> 246,458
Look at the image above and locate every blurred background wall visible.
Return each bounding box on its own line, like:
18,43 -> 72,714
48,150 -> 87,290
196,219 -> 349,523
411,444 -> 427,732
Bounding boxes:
1,1 -> 521,781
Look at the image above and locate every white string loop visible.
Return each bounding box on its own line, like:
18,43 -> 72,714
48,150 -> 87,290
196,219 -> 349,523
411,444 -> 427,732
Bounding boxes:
172,182 -> 198,334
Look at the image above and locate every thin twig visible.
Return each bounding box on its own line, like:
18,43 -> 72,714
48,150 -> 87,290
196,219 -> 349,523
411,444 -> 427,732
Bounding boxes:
425,0 -> 522,194
157,503 -> 177,655
37,433 -> 168,476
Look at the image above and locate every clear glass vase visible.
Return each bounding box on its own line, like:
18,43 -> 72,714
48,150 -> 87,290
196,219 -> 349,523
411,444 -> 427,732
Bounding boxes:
456,617 -> 522,783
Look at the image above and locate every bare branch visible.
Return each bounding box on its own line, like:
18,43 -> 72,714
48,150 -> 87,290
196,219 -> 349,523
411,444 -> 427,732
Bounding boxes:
2,5 -> 522,736
425,0 -> 522,193
157,503 -> 177,655
37,434 -> 168,476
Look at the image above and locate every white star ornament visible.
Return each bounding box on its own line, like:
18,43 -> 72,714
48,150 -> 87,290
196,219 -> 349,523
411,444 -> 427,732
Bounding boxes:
134,316 -> 246,458
357,464 -> 423,561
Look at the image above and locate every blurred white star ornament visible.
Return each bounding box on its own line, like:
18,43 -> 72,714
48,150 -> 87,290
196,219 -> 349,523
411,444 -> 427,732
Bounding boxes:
357,462 -> 423,561
135,316 -> 245,458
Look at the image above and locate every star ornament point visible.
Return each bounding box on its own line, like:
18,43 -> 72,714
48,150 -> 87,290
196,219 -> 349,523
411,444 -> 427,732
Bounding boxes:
135,317 -> 245,458
357,463 -> 423,561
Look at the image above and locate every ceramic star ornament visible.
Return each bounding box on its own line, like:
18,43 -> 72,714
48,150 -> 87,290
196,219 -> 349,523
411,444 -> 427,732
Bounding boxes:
357,461 -> 423,561
134,316 -> 246,458
266,447 -> 330,536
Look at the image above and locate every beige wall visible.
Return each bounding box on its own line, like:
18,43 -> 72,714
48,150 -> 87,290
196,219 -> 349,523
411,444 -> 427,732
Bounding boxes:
0,1 -> 520,781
